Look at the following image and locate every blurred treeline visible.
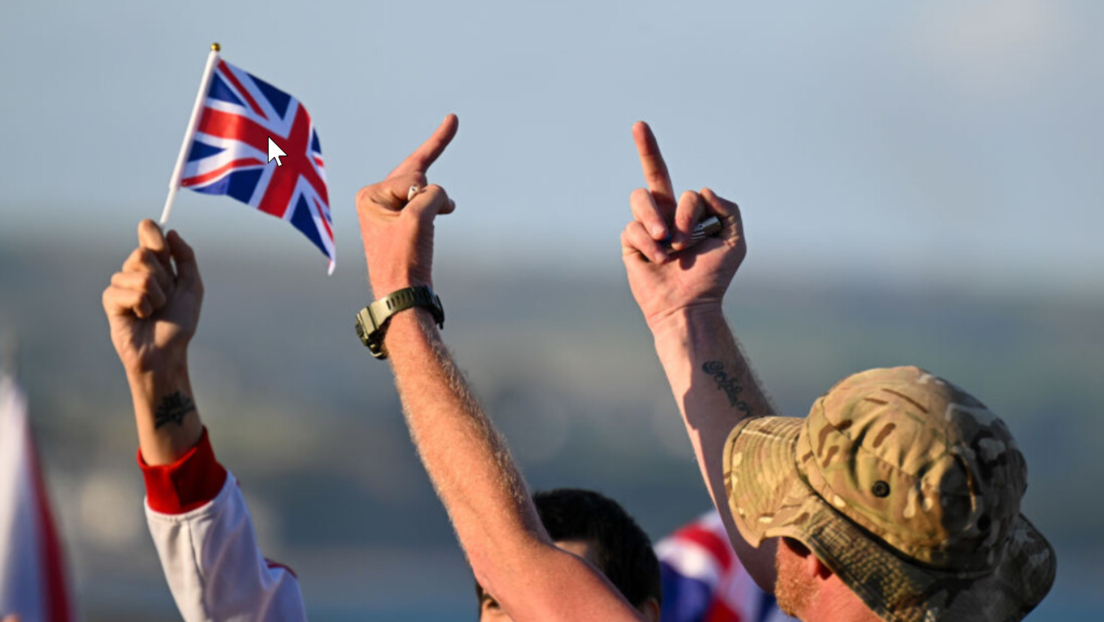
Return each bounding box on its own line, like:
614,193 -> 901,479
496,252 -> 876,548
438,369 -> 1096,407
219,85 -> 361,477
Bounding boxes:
1,239 -> 1100,621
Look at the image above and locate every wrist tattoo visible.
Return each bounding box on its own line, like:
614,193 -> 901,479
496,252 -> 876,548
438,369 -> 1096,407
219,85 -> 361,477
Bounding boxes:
703,361 -> 753,417
154,391 -> 196,429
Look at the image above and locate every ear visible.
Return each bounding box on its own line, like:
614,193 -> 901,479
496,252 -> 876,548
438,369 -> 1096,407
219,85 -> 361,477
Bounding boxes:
640,597 -> 661,622
783,537 -> 831,582
808,550 -> 833,581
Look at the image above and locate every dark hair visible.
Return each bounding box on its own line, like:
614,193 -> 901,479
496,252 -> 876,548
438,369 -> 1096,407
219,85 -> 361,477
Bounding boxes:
475,488 -> 661,610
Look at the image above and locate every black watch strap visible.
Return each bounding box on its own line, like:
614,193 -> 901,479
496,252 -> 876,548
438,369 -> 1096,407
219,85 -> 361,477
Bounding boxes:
355,285 -> 445,359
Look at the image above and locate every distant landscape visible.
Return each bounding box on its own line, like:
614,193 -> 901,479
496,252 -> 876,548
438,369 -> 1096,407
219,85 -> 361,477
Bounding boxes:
1,239 -> 1101,621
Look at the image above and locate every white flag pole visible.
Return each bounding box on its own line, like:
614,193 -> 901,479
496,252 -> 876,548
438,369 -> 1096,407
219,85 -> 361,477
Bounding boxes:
160,43 -> 222,226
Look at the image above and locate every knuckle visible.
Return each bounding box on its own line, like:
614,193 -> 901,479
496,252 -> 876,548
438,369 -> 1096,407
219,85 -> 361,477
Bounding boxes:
355,186 -> 374,207
139,276 -> 159,296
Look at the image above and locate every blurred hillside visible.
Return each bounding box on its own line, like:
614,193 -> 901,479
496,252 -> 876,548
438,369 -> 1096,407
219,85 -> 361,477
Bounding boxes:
1,238 -> 1101,621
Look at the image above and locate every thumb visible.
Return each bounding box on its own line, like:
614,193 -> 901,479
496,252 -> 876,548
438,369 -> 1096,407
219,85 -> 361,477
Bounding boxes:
700,187 -> 743,241
138,218 -> 172,269
407,185 -> 453,221
166,230 -> 203,292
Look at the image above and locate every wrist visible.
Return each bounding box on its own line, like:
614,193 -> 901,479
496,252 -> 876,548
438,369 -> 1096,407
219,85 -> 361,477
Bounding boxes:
646,303 -> 726,336
357,285 -> 444,359
125,358 -> 190,397
127,360 -> 203,466
381,306 -> 440,358
368,275 -> 432,300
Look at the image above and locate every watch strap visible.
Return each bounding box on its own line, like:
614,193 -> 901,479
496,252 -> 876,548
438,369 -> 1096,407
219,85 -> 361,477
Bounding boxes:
355,285 -> 444,359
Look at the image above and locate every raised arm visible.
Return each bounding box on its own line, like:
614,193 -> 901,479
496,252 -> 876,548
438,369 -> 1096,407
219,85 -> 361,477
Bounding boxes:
103,220 -> 205,465
620,122 -> 779,591
103,221 -> 305,621
355,115 -> 642,622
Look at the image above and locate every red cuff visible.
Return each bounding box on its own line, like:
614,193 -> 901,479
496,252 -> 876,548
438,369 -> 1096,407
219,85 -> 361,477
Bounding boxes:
137,427 -> 228,514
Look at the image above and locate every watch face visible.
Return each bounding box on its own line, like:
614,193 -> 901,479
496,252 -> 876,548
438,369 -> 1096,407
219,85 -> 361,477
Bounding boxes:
355,308 -> 378,348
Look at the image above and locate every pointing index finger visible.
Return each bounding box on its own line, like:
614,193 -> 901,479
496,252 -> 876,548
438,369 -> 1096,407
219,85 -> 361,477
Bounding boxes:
387,114 -> 459,179
633,121 -> 675,207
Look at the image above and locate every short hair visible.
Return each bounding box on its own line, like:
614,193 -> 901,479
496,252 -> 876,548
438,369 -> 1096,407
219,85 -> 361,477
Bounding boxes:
475,488 -> 662,610
534,488 -> 662,607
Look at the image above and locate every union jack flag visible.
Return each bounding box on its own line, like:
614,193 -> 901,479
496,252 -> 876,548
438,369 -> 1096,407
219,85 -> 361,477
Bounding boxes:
180,59 -> 334,273
657,511 -> 795,622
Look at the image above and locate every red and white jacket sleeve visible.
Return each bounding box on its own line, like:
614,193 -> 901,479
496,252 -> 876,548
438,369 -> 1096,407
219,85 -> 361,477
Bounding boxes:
138,428 -> 307,621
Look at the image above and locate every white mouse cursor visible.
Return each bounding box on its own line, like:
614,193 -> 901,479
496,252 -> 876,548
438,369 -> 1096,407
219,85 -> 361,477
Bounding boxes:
268,137 -> 287,166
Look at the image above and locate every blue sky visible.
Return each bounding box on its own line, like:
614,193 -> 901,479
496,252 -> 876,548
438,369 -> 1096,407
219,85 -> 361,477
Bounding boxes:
2,0 -> 1102,293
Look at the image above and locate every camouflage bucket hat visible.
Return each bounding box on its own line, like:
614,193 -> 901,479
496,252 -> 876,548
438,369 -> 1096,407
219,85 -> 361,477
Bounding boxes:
723,366 -> 1056,622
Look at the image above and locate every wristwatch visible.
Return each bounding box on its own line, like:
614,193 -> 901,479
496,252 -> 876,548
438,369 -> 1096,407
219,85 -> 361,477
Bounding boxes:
355,285 -> 445,359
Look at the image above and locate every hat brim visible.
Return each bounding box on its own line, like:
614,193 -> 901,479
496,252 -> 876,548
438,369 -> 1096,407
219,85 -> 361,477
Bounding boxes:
723,416 -> 1056,622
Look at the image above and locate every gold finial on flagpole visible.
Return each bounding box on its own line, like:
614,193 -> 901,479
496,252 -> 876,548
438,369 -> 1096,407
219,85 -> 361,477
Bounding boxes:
211,42 -> 221,52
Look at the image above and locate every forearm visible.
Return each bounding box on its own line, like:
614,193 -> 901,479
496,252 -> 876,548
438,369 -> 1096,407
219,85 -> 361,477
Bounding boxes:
386,310 -> 544,553
649,305 -> 778,588
126,358 -> 203,466
385,310 -> 640,620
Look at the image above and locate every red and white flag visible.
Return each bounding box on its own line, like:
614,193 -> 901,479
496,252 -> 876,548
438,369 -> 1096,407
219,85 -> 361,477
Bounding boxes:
0,373 -> 74,622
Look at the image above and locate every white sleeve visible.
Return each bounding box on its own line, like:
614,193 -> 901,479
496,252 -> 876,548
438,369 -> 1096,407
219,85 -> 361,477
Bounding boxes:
145,472 -> 307,622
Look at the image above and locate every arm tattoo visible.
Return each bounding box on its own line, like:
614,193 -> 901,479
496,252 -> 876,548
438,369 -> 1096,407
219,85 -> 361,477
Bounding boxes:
154,391 -> 196,429
702,361 -> 753,417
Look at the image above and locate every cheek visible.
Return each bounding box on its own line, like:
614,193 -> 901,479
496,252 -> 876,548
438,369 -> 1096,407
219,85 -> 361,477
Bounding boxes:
774,546 -> 813,616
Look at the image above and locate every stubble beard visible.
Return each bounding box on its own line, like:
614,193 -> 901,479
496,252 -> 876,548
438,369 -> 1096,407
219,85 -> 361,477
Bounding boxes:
775,542 -> 815,619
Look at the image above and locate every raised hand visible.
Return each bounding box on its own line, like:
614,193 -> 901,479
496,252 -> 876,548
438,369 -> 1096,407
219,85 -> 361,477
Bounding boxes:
356,114 -> 459,297
103,220 -> 204,375
620,122 -> 747,329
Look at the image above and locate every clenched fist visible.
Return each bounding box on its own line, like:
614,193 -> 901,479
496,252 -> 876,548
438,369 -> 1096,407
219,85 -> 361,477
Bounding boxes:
103,219 -> 204,375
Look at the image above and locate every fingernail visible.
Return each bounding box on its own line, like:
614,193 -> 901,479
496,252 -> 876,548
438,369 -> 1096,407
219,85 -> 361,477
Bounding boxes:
652,224 -> 667,239
654,251 -> 667,264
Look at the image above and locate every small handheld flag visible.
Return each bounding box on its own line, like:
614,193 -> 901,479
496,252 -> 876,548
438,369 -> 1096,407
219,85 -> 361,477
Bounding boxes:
161,44 -> 335,274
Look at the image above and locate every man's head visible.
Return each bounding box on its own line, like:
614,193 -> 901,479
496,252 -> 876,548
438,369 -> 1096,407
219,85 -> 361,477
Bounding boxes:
476,488 -> 662,621
724,366 -> 1056,622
